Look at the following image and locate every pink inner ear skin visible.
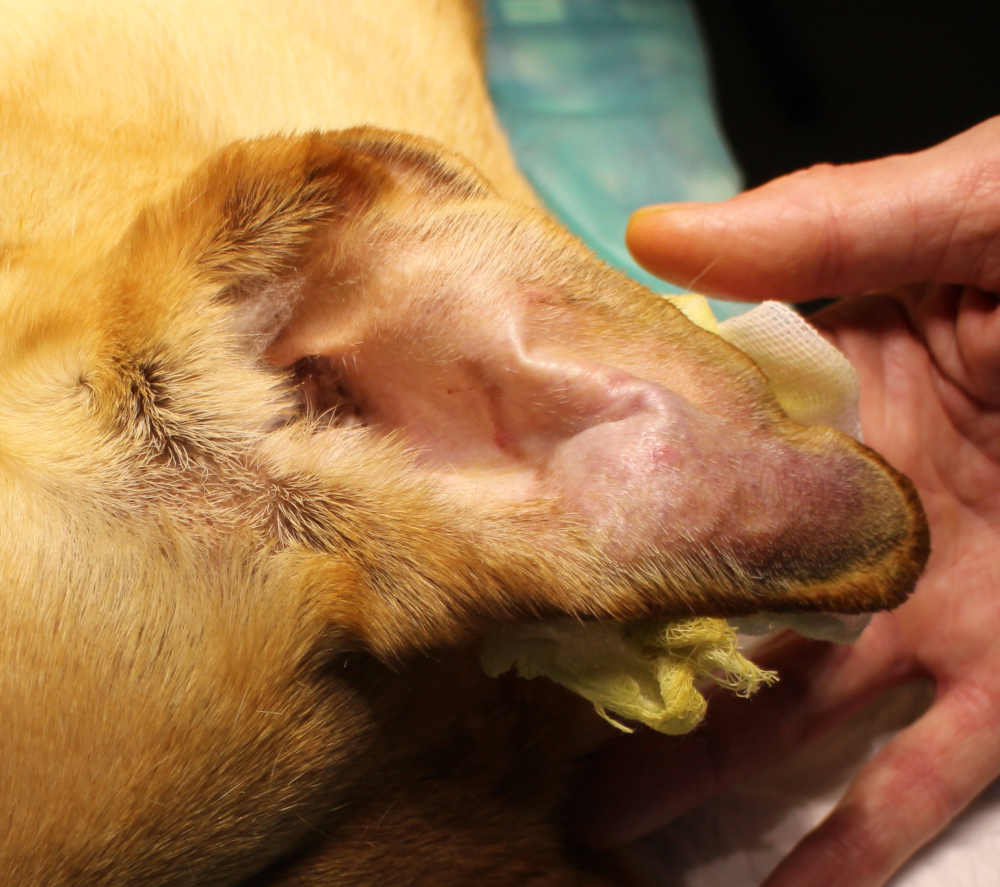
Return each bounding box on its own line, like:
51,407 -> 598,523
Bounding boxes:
372,344 -> 869,566
266,294 -> 883,574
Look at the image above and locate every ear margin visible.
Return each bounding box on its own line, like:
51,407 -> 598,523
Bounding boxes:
94,127 -> 497,408
82,128 -> 496,467
112,127 -> 494,312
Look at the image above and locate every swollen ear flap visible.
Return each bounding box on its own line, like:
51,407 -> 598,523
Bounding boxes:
96,125 -> 927,655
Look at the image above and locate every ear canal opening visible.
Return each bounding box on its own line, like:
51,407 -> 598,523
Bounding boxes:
287,354 -> 368,429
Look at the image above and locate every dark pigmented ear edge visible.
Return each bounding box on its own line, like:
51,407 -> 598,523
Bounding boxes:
704,430 -> 930,621
334,128 -> 495,203
624,418 -> 930,624
791,441 -> 930,615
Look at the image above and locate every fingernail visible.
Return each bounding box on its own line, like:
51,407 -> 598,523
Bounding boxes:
629,202 -> 705,225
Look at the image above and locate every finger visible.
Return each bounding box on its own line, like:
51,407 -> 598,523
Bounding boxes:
763,675 -> 1000,887
815,288 -> 1000,474
914,285 -> 1000,409
573,617 -> 910,849
626,116 -> 1000,301
810,293 -> 936,478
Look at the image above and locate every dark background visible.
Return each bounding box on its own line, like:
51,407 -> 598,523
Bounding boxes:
693,2 -> 999,188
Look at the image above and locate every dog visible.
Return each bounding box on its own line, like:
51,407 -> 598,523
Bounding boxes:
0,1 -> 928,883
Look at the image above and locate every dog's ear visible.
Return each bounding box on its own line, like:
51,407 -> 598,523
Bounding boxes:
191,128 -> 494,300
91,127 -> 927,645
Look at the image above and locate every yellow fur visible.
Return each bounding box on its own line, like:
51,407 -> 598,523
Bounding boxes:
0,2 -> 927,884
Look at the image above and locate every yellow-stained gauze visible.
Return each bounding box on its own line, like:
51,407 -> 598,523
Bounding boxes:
482,617 -> 777,735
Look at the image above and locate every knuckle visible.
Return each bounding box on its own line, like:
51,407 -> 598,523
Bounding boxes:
775,163 -> 847,293
820,804 -> 893,877
949,677 -> 1000,736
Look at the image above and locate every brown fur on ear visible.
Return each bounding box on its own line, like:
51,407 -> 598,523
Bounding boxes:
336,128 -> 496,202
71,129 -> 495,485
116,128 -> 493,304
121,132 -> 385,298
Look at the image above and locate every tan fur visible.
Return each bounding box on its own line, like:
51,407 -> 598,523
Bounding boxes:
0,2 -> 928,884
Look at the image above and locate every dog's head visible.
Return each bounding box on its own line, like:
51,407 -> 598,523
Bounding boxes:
0,129 -> 928,883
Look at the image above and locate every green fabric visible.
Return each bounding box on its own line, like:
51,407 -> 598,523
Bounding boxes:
484,0 -> 750,320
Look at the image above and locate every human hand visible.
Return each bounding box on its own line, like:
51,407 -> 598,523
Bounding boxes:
576,116 -> 1000,886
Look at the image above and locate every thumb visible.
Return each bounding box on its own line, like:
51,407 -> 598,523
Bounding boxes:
627,116 -> 1000,302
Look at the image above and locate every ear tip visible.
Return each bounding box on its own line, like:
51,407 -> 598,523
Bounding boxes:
795,470 -> 930,616
729,438 -> 931,619
858,439 -> 931,611
885,473 -> 932,609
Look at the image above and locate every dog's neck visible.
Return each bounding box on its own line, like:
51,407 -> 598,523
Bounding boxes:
0,0 -> 534,285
